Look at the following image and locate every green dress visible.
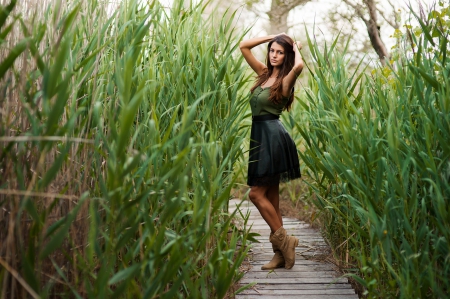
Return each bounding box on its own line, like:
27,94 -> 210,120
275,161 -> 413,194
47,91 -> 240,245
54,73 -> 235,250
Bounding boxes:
247,85 -> 301,186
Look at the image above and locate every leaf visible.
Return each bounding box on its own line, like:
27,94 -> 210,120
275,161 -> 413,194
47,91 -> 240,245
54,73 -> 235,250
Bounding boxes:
43,74 -> 71,138
0,37 -> 29,79
108,264 -> 140,285
409,65 -> 439,90
57,4 -> 80,41
0,20 -> 14,40
234,282 -> 257,295
0,0 -> 16,29
42,33 -> 70,101
39,141 -> 70,189
40,194 -> 87,259
246,232 -> 261,243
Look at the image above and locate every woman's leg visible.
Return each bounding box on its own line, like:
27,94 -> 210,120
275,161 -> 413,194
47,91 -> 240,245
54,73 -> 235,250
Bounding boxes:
250,183 -> 298,269
248,186 -> 282,233
259,183 -> 286,270
266,184 -> 282,227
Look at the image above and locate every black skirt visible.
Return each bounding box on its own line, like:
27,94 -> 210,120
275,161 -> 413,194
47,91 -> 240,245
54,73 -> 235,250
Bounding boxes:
247,114 -> 301,186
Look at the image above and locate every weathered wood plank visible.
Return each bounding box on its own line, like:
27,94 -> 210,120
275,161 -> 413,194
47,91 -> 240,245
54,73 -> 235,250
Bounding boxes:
249,253 -> 330,259
239,289 -> 356,295
246,220 -> 306,225
251,243 -> 328,248
249,224 -> 310,229
239,283 -> 353,290
251,260 -> 335,272
239,277 -> 349,284
245,266 -> 337,272
243,271 -> 339,278
253,230 -> 322,236
248,263 -> 331,269
236,295 -> 358,299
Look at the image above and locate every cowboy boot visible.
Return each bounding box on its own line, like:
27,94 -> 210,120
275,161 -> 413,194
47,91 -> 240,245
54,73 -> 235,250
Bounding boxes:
269,227 -> 299,269
261,233 -> 285,270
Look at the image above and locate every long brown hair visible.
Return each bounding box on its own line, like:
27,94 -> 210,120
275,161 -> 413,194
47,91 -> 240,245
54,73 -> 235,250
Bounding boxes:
250,34 -> 295,111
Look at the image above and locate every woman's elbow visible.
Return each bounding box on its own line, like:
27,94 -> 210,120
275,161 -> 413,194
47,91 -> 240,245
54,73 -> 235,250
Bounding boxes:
293,65 -> 303,75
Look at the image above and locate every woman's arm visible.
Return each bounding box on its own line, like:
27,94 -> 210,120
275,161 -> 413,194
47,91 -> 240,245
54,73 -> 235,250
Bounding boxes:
281,41 -> 304,97
239,35 -> 276,76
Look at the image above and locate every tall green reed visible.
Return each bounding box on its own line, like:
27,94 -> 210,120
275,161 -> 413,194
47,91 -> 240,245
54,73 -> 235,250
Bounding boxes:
0,0 -> 252,297
296,4 -> 449,298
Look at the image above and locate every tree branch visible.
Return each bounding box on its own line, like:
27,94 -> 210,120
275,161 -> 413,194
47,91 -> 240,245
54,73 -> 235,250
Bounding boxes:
378,0 -> 399,29
285,0 -> 311,12
364,0 -> 378,24
341,0 -> 390,64
341,0 -> 369,25
378,9 -> 399,29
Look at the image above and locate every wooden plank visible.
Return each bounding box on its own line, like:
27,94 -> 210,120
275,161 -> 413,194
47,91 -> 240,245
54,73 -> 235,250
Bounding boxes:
254,233 -> 323,238
238,283 -> 353,290
254,244 -> 328,249
236,295 -> 358,299
248,252 -> 328,259
252,241 -> 327,245
253,241 -> 327,246
242,217 -> 302,222
251,228 -> 315,233
249,261 -> 333,267
249,262 -> 332,268
250,251 -> 328,258
249,256 -> 328,262
239,289 -> 357,295
245,220 -> 306,225
246,266 -> 337,272
243,271 -> 339,278
239,278 -> 349,284
253,244 -> 328,248
249,224 -> 310,229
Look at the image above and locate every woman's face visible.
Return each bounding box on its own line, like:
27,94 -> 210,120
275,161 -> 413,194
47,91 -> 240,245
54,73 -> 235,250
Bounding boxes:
269,42 -> 285,67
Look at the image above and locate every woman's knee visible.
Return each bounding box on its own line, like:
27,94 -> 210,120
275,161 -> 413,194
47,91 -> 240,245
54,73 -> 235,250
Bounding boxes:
248,187 -> 264,204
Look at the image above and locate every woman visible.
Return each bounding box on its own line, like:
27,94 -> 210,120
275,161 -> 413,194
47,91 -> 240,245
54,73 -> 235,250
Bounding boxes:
239,33 -> 303,270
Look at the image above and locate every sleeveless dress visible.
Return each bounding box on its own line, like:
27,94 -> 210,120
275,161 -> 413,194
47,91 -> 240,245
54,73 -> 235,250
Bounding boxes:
247,86 -> 301,186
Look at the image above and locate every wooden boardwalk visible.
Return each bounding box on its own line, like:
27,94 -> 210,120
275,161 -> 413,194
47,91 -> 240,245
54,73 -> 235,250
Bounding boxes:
229,199 -> 358,299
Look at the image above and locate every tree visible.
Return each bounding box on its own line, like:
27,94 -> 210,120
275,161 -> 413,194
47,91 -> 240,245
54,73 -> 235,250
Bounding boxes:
340,0 -> 399,64
266,0 -> 312,33
242,0 -> 312,34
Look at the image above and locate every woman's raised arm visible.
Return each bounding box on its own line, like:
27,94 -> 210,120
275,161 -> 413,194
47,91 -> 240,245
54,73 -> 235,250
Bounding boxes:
239,35 -> 276,76
281,41 -> 304,97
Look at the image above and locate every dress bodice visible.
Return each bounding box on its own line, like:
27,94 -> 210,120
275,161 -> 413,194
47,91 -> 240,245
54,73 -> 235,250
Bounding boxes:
249,86 -> 289,116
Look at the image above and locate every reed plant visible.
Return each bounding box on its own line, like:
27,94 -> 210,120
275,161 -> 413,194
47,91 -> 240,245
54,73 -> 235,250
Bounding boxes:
0,0 -> 252,297
296,3 -> 450,298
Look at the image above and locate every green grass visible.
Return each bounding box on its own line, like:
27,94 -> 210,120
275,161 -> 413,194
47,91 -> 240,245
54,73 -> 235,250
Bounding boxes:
0,0 -> 253,297
295,3 -> 450,298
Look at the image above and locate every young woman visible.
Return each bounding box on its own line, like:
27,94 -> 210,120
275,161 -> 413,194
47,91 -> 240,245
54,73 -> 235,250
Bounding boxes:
239,33 -> 303,270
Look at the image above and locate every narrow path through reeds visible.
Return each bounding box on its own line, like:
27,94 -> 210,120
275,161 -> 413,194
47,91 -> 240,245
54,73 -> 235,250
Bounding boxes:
229,199 -> 358,299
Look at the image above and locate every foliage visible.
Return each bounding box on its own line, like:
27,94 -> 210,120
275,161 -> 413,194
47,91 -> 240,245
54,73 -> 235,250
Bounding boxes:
296,3 -> 450,298
0,0 -> 251,298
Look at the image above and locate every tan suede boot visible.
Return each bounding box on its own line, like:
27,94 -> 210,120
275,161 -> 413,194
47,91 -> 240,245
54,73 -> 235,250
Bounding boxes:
261,233 -> 285,270
269,227 -> 299,269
